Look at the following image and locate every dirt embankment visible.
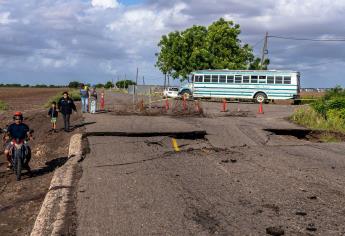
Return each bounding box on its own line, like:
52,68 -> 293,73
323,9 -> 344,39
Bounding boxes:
0,88 -> 83,236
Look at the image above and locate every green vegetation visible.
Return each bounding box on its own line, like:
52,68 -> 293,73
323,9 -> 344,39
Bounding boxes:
0,100 -> 8,111
155,18 -> 269,81
45,89 -> 81,108
319,133 -> 341,143
68,81 -> 81,88
104,81 -> 114,89
116,80 -> 136,89
291,86 -> 345,133
0,83 -> 65,88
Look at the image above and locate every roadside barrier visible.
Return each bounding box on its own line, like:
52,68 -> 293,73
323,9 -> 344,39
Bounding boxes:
258,101 -> 264,114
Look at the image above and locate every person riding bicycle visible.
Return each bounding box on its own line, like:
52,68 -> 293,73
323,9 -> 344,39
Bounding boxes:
3,112 -> 32,172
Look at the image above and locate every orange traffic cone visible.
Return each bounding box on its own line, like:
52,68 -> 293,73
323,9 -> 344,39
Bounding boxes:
183,95 -> 187,112
258,102 -> 264,114
195,100 -> 200,113
165,99 -> 170,111
221,98 -> 227,112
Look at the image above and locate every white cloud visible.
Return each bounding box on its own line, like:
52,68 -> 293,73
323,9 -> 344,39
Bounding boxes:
40,56 -> 78,68
0,0 -> 344,87
107,2 -> 190,32
91,0 -> 119,9
0,12 -> 17,25
100,61 -> 117,75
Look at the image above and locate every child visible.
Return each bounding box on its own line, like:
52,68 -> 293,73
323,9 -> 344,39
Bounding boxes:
89,86 -> 98,114
48,101 -> 58,132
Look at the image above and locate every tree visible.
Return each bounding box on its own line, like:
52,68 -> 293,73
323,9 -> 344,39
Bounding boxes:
116,80 -> 136,89
248,58 -> 270,70
95,83 -> 104,88
68,81 -> 81,88
156,18 -> 268,80
104,81 -> 114,89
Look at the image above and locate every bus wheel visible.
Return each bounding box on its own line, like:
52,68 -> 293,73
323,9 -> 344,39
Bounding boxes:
254,93 -> 267,103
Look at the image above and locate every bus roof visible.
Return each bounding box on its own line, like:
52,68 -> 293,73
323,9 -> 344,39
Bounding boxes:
192,69 -> 299,74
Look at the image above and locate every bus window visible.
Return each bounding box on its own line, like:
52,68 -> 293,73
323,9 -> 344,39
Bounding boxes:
284,76 -> 291,84
251,75 -> 258,83
267,76 -> 274,84
219,75 -> 226,83
259,76 -> 266,84
194,75 -> 203,82
212,75 -> 219,83
235,75 -> 242,83
227,75 -> 234,83
243,76 -> 250,83
204,75 -> 211,83
275,76 -> 283,84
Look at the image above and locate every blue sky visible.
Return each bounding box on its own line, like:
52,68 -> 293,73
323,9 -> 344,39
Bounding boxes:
120,0 -> 142,5
0,0 -> 344,88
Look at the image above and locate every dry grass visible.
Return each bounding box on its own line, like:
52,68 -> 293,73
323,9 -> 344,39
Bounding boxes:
300,91 -> 325,99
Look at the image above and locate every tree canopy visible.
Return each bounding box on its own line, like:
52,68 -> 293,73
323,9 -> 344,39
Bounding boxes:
116,80 -> 136,89
156,18 -> 269,80
104,81 -> 114,89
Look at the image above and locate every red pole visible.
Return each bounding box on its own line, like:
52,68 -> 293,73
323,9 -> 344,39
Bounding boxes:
195,100 -> 200,113
165,99 -> 169,111
100,92 -> 105,111
258,101 -> 264,114
237,99 -> 240,112
222,98 -> 227,112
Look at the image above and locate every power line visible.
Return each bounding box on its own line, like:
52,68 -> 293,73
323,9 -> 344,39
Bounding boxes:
252,38 -> 265,49
268,35 -> 345,42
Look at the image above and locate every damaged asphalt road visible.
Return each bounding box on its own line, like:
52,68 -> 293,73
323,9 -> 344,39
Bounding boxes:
71,94 -> 345,235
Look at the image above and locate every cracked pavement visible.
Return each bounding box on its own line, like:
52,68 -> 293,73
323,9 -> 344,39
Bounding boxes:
74,94 -> 345,235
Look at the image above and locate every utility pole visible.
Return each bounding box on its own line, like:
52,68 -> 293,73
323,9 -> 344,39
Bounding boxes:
261,32 -> 269,69
135,67 -> 139,89
124,73 -> 127,90
133,67 -> 139,108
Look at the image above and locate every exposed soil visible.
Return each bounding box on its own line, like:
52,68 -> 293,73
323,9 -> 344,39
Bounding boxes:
0,88 -> 65,111
0,88 -> 83,236
265,128 -> 345,143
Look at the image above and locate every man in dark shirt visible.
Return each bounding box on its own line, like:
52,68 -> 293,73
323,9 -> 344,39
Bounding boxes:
4,111 -> 32,170
57,91 -> 77,132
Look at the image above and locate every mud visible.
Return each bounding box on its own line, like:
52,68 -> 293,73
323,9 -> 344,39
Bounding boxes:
265,128 -> 345,142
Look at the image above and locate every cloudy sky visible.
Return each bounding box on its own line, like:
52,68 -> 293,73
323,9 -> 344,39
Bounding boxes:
0,0 -> 344,87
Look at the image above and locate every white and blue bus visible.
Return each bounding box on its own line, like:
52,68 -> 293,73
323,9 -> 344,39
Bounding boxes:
179,70 -> 300,103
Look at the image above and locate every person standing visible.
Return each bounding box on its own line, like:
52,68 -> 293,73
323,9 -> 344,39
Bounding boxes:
80,84 -> 89,113
48,101 -> 58,132
57,91 -> 77,132
89,86 -> 98,114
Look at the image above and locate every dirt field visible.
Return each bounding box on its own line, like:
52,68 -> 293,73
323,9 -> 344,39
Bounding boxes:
0,88 -> 83,236
0,88 -> 67,111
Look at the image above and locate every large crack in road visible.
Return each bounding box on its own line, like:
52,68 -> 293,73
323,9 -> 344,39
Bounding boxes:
72,131 -> 345,236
